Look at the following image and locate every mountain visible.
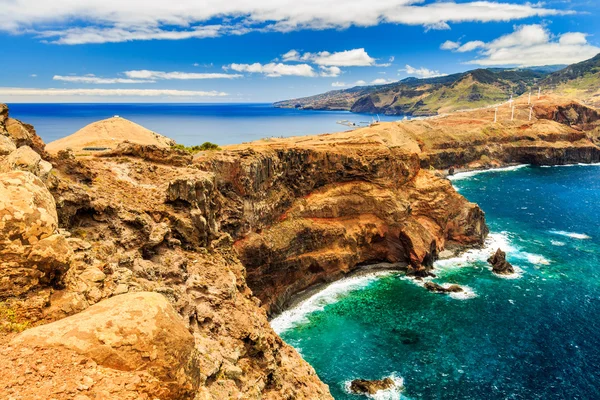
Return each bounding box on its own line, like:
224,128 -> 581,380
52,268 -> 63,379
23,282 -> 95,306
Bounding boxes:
274,68 -> 548,116
541,53 -> 600,107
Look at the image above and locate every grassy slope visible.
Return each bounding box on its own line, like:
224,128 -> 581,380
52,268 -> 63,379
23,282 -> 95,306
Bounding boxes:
542,54 -> 600,107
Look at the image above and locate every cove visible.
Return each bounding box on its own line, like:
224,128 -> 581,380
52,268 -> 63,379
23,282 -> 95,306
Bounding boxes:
273,165 -> 600,399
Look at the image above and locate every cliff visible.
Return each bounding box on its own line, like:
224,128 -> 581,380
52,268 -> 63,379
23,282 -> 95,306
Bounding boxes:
1,95 -> 599,398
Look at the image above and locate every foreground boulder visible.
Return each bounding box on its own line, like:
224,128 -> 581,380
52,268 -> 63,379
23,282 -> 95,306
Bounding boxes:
9,292 -> 199,398
488,248 -> 514,275
0,171 -> 72,297
350,377 -> 396,395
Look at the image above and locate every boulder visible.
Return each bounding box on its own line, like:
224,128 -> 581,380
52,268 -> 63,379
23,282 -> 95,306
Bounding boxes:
5,145 -> 41,174
349,377 -> 396,395
488,248 -> 514,275
0,134 -> 16,155
11,292 -> 200,394
0,171 -> 72,297
424,281 -> 464,293
5,118 -> 45,153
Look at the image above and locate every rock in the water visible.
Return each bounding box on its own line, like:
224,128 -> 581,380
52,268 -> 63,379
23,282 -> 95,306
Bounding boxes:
11,292 -> 200,395
488,248 -> 514,275
424,281 -> 464,293
350,377 -> 396,395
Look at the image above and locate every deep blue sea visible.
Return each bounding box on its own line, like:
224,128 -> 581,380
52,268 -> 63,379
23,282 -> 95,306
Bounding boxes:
6,103 -> 400,146
272,164 -> 600,400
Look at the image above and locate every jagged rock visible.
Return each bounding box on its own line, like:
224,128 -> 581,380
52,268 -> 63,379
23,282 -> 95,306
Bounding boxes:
488,248 -> 514,275
99,142 -> 191,166
11,292 -> 200,398
424,281 -> 464,293
0,134 -> 16,155
5,145 -> 41,174
5,118 -> 45,154
350,377 -> 396,395
0,171 -> 72,297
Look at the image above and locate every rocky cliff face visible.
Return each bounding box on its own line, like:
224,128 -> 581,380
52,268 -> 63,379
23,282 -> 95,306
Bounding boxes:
2,96 -> 596,399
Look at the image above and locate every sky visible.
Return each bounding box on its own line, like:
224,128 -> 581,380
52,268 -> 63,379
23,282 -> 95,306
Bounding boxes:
1,0 -> 599,103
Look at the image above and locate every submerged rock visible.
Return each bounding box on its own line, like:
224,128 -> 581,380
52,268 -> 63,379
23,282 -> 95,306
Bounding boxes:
488,248 -> 514,275
350,377 -> 396,395
424,281 -> 464,293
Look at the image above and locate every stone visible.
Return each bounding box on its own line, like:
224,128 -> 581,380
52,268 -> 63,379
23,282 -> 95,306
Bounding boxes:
0,134 -> 16,155
349,377 -> 396,395
424,281 -> 464,293
5,118 -> 45,153
488,248 -> 514,275
12,292 -> 199,392
5,145 -> 41,174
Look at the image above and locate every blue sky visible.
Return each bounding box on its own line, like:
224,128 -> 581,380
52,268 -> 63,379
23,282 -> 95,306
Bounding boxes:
1,0 -> 598,103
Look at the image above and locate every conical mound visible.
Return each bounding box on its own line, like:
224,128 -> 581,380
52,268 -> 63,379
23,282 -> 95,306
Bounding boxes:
46,116 -> 175,154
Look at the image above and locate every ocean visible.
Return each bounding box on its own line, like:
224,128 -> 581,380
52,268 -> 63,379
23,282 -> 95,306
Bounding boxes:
6,103 -> 401,146
272,164 -> 600,399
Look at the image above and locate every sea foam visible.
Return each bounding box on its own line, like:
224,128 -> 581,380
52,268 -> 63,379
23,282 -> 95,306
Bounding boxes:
447,164 -> 529,182
549,230 -> 591,240
270,270 -> 394,334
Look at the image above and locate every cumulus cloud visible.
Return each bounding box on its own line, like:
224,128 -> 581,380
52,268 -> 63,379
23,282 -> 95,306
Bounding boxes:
319,66 -> 342,77
227,63 -> 316,77
0,88 -> 227,97
332,78 -> 396,87
0,1 -> 568,44
441,40 -> 460,50
401,65 -> 447,78
124,70 -> 242,80
53,74 -> 154,84
282,48 -> 376,67
443,24 -> 600,67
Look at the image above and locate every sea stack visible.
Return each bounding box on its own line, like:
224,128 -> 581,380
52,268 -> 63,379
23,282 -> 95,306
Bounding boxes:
488,248 -> 515,274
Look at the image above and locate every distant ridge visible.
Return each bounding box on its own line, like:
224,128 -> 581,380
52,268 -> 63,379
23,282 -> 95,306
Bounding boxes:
274,56 -> 598,116
541,53 -> 600,107
46,116 -> 175,154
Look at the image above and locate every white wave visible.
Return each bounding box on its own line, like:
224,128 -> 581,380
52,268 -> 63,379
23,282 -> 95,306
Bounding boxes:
549,230 -> 591,240
448,285 -> 477,300
492,265 -> 525,280
550,240 -> 565,246
521,252 -> 551,265
447,164 -> 529,181
270,271 -> 394,334
434,232 -> 516,269
343,374 -> 406,400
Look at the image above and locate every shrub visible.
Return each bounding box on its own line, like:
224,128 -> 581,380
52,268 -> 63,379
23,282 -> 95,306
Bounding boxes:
172,142 -> 221,153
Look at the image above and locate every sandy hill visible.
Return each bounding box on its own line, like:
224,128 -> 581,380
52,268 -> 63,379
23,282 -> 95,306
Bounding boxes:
46,116 -> 175,154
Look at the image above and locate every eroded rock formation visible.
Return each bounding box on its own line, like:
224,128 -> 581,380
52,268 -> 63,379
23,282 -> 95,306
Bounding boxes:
488,248 -> 515,275
349,377 -> 397,395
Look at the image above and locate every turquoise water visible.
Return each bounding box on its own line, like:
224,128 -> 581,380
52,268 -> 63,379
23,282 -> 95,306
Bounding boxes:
6,103 -> 400,146
274,165 -> 600,399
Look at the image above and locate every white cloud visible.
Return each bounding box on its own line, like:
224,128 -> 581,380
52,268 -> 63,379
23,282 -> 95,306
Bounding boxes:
282,48 -> 376,67
227,63 -> 316,77
446,24 -> 600,67
30,74 -> 37,78
124,70 -> 242,80
332,81 -> 347,87
319,66 -> 342,77
401,65 -> 447,78
1,1 -> 568,44
53,74 -> 154,84
0,88 -> 227,97
441,40 -> 460,50
354,80 -> 368,86
456,41 -> 486,53
370,78 -> 395,85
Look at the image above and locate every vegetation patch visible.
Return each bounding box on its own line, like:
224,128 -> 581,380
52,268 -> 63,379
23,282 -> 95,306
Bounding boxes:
172,142 -> 222,153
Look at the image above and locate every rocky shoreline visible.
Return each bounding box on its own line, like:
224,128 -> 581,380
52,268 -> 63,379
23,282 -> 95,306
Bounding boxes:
1,96 -> 599,399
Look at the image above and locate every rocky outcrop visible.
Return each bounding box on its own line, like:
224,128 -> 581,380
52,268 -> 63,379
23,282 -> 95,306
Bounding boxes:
488,248 -> 514,275
9,292 -> 199,398
0,171 -> 72,298
349,377 -> 397,395
424,281 -> 464,293
198,142 -> 486,313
